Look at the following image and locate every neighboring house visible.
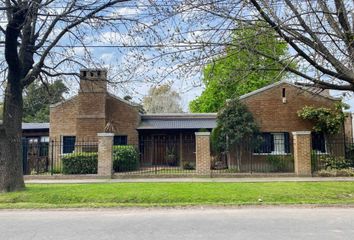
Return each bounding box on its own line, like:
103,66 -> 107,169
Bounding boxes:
231,81 -> 346,170
21,123 -> 50,175
49,69 -> 352,170
22,123 -> 50,143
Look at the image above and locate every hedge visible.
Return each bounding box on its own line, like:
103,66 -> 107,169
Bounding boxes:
113,145 -> 139,172
62,152 -> 98,174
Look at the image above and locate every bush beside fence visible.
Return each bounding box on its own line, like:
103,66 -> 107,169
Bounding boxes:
62,152 -> 98,174
113,145 -> 139,172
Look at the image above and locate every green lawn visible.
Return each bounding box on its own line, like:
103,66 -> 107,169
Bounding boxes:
0,182 -> 353,208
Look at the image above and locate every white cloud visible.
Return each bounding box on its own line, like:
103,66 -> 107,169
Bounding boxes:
111,7 -> 143,17
100,53 -> 114,62
95,32 -> 142,46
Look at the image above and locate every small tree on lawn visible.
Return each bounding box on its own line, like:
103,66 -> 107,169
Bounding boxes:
212,98 -> 259,170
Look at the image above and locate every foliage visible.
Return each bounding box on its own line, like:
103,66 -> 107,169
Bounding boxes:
317,169 -> 354,177
198,128 -> 209,132
113,146 -> 139,172
182,161 -> 195,170
212,98 -> 259,153
23,80 -> 68,123
266,155 -> 293,172
319,155 -> 352,170
62,152 -> 98,175
142,84 -> 183,113
298,103 -> 349,135
189,26 -> 290,113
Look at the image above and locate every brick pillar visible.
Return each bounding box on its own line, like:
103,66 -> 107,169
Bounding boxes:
195,132 -> 211,175
292,131 -> 312,176
97,133 -> 114,177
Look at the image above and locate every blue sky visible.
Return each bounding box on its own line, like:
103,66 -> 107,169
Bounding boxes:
0,0 -> 353,112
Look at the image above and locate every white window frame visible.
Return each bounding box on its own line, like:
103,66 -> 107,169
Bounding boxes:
253,132 -> 289,155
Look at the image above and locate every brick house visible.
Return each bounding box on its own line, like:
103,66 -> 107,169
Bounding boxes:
50,69 -> 216,167
49,69 -> 352,171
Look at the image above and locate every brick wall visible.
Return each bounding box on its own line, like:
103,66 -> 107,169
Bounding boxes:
106,96 -> 141,146
76,92 -> 106,140
50,97 -> 78,140
50,69 -> 141,146
293,131 -> 312,176
241,82 -> 339,132
195,132 -> 211,175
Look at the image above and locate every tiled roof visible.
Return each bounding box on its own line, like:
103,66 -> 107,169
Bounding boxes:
22,123 -> 50,130
138,113 -> 217,130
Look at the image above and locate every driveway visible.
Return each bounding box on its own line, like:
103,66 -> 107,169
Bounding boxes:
0,207 -> 353,240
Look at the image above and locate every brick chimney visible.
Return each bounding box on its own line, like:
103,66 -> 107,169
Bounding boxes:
76,69 -> 108,140
79,69 -> 108,93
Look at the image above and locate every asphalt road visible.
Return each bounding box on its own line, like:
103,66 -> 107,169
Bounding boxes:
0,208 -> 354,240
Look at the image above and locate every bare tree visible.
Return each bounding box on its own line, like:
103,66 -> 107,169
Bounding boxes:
130,0 -> 353,91
0,0 -> 147,192
248,0 -> 354,90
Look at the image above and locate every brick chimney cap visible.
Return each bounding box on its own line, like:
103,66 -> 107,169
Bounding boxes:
80,68 -> 107,72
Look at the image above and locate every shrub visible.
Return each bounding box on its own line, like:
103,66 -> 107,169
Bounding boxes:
266,155 -> 293,172
113,145 -> 139,172
182,161 -> 195,170
317,168 -> 354,177
320,155 -> 351,170
62,152 -> 98,174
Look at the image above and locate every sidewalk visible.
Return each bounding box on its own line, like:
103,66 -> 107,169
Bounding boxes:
25,177 -> 354,184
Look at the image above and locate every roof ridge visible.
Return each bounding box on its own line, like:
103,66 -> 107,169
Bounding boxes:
239,80 -> 340,101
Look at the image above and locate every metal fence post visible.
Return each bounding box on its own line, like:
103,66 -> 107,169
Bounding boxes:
51,140 -> 54,176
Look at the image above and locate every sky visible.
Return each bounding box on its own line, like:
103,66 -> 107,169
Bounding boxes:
0,0 -> 353,112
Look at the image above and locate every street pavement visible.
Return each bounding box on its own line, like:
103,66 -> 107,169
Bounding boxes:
0,207 -> 354,240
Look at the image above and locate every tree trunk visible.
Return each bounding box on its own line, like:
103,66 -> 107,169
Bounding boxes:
0,74 -> 25,192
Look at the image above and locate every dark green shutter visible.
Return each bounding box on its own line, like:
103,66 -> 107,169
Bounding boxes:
284,132 -> 290,153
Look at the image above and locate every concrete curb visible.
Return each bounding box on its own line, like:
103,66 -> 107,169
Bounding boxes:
24,177 -> 354,184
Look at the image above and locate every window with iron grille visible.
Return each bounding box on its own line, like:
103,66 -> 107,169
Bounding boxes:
311,132 -> 326,153
114,135 -> 128,145
254,132 -> 290,154
62,136 -> 76,154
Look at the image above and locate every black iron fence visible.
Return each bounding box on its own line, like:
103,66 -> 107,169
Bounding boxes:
212,137 -> 294,174
114,134 -> 197,175
22,139 -> 98,175
311,138 -> 354,173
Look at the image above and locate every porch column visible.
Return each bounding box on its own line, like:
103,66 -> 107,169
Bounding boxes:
292,131 -> 312,176
195,132 -> 211,175
97,133 -> 114,177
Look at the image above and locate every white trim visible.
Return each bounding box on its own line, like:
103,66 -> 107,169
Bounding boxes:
97,133 -> 115,137
292,131 -> 311,135
253,153 -> 291,156
195,132 -> 211,136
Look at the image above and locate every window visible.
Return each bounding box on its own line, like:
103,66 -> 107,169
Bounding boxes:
40,136 -> 49,143
255,132 -> 290,154
312,132 -> 326,153
114,135 -> 128,146
62,136 -> 76,154
39,136 -> 49,157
